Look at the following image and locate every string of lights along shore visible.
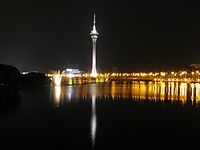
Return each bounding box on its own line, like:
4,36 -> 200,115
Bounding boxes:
90,14 -> 98,78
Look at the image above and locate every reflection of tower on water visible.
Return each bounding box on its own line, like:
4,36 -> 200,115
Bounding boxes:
54,86 -> 61,107
91,94 -> 97,149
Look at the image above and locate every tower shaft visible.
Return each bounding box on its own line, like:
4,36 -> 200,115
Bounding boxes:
91,38 -> 97,76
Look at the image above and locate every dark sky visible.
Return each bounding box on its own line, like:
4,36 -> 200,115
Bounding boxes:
0,0 -> 200,72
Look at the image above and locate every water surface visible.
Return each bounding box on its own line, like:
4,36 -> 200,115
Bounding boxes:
1,81 -> 200,149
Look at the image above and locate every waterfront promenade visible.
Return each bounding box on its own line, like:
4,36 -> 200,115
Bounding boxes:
49,71 -> 200,85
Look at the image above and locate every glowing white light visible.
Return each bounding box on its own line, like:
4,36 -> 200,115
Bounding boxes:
54,74 -> 61,86
66,73 -> 74,78
67,86 -> 73,101
91,94 -> 97,148
54,86 -> 61,107
66,69 -> 73,72
90,73 -> 98,78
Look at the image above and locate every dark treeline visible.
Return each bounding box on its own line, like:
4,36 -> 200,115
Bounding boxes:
0,64 -> 50,91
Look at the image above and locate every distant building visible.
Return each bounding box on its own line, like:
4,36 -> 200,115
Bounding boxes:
21,71 -> 39,75
190,64 -> 200,70
62,68 -> 82,77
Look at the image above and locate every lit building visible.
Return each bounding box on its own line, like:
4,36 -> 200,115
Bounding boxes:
90,14 -> 99,77
62,68 -> 82,77
190,64 -> 200,71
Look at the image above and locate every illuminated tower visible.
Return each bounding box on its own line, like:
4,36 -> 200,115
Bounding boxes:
90,14 -> 99,77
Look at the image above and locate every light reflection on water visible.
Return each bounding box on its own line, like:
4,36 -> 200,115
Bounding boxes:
51,81 -> 200,107
91,94 -> 96,149
49,81 -> 200,149
54,86 -> 61,107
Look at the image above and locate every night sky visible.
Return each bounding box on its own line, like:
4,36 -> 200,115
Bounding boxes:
0,0 -> 200,72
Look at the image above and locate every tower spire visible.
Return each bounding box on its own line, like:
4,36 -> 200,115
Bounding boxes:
92,13 -> 98,34
94,13 -> 96,25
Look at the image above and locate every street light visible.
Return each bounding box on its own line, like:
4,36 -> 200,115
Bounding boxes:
197,71 -> 199,82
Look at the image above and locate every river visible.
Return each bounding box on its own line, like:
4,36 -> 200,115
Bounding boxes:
0,81 -> 200,149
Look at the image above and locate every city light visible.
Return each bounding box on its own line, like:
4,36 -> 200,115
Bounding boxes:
54,74 -> 61,86
48,69 -> 200,85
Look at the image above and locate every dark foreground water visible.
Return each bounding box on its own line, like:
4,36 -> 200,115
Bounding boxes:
1,81 -> 200,149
